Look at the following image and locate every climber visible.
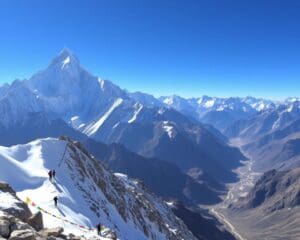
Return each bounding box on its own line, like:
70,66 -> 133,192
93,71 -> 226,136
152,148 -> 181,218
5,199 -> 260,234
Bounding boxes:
48,170 -> 53,181
52,170 -> 56,179
53,196 -> 58,207
96,223 -> 102,236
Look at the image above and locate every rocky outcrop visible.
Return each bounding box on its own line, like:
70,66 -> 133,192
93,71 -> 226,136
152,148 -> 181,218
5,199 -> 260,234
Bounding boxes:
0,183 -> 91,240
38,227 -> 63,238
9,229 -> 36,240
0,210 -> 87,240
0,207 -> 97,240
0,182 -> 31,221
27,213 -> 43,232
0,218 -> 10,238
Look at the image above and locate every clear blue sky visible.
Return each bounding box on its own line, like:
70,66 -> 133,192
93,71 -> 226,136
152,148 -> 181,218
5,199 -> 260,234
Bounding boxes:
0,0 -> 299,99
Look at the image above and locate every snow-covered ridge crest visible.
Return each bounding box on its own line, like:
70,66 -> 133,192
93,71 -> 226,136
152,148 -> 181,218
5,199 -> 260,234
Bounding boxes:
0,137 -> 196,240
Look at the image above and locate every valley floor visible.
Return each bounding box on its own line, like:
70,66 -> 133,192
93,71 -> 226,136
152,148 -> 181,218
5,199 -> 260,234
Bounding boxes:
207,144 -> 261,240
209,141 -> 300,240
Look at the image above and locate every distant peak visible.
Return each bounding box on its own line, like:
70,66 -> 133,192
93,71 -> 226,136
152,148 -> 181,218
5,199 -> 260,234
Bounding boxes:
50,48 -> 80,69
59,47 -> 73,56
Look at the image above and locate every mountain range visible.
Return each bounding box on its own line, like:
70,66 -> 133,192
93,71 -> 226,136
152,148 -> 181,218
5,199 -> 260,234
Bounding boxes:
0,49 -> 245,204
1,48 -> 300,240
226,99 -> 300,171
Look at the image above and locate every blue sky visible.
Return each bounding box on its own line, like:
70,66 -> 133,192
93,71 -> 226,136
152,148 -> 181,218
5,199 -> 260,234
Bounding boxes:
0,0 -> 299,99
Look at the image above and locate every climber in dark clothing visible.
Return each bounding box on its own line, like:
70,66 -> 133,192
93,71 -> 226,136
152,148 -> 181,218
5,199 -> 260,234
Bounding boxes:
48,170 -> 53,181
52,170 -> 56,179
53,196 -> 58,207
96,223 -> 101,236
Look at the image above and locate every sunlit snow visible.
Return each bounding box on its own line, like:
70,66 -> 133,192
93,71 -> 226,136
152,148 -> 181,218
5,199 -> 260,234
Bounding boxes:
162,121 -> 175,138
84,98 -> 123,136
61,56 -> 71,69
128,104 -> 143,123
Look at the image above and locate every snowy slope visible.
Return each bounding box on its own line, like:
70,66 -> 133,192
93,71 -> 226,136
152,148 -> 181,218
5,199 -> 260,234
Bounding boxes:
0,137 -> 196,240
83,98 -> 124,136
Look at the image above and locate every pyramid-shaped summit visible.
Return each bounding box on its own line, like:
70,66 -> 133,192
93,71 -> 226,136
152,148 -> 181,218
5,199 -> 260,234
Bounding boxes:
48,48 -> 81,70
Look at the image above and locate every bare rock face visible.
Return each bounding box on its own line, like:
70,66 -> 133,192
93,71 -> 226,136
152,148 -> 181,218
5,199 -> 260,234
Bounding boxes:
9,223 -> 34,234
0,183 -> 14,194
0,182 -> 31,221
0,219 -> 10,238
38,227 -> 64,238
0,210 -> 87,240
8,229 -> 36,240
0,212 -> 36,240
27,213 -> 43,232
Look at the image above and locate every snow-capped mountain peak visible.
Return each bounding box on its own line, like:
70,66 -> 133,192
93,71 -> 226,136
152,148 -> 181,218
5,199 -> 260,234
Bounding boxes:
0,49 -> 134,134
37,48 -> 82,79
51,48 -> 80,69
27,49 -> 89,98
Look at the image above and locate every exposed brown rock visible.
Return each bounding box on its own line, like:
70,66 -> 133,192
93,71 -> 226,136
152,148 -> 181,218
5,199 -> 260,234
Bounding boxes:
27,212 -> 43,231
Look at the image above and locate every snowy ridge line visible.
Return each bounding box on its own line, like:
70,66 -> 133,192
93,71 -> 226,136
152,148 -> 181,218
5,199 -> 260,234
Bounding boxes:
25,196 -> 111,235
58,143 -> 68,167
25,197 -> 93,231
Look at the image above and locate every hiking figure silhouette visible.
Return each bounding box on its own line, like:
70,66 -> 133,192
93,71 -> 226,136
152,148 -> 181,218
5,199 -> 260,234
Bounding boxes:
48,170 -> 53,181
53,196 -> 58,207
52,170 -> 56,179
96,223 -> 102,236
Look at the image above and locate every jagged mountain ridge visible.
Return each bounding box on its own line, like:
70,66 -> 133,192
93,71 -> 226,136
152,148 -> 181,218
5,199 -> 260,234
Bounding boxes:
225,100 -> 300,141
0,137 -> 197,240
0,48 -> 244,190
226,101 -> 300,171
0,49 -> 297,137
158,95 -> 277,131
